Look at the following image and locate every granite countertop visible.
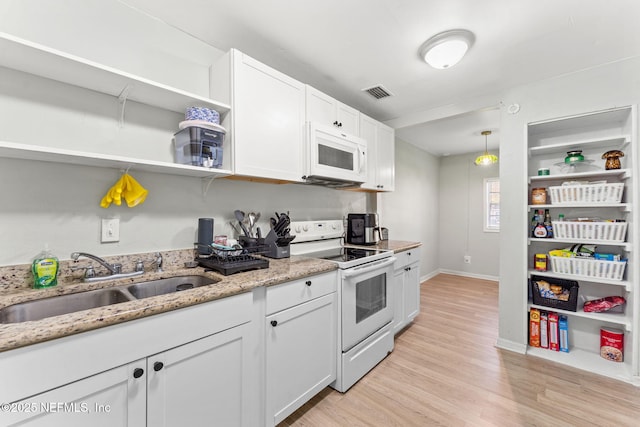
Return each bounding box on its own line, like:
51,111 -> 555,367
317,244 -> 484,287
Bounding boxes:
369,240 -> 422,253
0,255 -> 337,353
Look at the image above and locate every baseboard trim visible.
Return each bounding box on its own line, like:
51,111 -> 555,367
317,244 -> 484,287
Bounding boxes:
437,269 -> 499,282
495,338 -> 527,354
420,270 -> 440,283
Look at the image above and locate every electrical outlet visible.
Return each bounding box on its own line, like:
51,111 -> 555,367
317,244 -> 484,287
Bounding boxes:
464,255 -> 471,264
101,218 -> 120,243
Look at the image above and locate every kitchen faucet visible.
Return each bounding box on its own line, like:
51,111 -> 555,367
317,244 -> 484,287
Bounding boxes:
70,252 -> 144,282
71,252 -> 120,274
151,252 -> 163,273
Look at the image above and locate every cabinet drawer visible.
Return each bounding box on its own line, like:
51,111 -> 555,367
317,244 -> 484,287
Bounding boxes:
266,272 -> 337,315
394,247 -> 422,270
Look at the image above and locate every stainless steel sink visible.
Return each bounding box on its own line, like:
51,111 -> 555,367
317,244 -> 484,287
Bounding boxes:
0,288 -> 134,324
0,275 -> 219,324
127,276 -> 218,299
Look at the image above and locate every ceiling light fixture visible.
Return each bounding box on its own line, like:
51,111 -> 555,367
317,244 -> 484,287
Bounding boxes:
475,130 -> 498,166
419,29 -> 475,69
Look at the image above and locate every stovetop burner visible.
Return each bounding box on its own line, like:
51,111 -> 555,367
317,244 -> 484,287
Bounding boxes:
307,247 -> 387,263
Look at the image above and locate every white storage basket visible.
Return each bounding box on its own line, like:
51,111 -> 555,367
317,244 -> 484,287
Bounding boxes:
552,221 -> 628,243
548,183 -> 624,204
549,256 -> 626,281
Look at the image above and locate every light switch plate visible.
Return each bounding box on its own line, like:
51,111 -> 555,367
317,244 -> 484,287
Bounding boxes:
101,218 -> 120,243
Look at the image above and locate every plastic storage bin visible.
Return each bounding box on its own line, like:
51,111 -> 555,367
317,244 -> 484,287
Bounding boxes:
174,126 -> 225,168
548,183 -> 624,204
552,221 -> 628,242
549,256 -> 627,281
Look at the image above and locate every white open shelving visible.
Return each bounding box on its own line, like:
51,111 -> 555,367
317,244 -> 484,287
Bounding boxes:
525,105 -> 638,384
527,347 -> 632,381
528,134 -> 630,156
0,32 -> 230,115
0,141 -> 232,178
527,302 -> 631,331
0,32 -> 232,179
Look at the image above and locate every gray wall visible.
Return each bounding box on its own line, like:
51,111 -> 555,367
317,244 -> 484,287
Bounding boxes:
379,139 -> 439,279
497,56 -> 640,353
438,153 -> 500,279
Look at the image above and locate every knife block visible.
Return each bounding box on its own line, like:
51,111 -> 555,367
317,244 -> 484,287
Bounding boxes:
264,229 -> 291,259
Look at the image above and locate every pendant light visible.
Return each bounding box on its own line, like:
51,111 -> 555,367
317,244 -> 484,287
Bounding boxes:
475,130 -> 498,166
419,29 -> 475,69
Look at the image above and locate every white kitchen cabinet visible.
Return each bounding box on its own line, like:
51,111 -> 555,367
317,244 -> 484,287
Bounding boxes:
524,106 -> 639,383
210,49 -> 306,182
0,32 -> 232,179
306,85 -> 360,136
2,361 -> 146,426
392,247 -> 421,335
147,324 -> 249,427
4,325 -> 248,427
265,273 -> 338,426
0,292 -> 256,426
359,113 -> 395,191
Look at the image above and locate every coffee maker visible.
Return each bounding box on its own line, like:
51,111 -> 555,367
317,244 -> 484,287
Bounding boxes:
346,213 -> 379,245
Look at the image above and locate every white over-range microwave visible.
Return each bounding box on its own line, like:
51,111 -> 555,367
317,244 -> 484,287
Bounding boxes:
303,122 -> 367,188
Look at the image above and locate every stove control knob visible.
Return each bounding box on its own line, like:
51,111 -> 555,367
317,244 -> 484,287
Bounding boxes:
331,223 -> 337,230
303,225 -> 309,232
295,225 -> 302,233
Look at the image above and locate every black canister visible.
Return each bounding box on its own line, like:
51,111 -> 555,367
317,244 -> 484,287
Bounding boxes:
197,218 -> 214,255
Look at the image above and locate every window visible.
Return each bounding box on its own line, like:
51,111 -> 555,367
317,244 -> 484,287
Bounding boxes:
484,178 -> 500,232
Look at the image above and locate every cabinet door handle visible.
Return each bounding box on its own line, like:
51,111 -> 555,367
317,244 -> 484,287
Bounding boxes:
133,368 -> 144,379
338,122 -> 343,127
271,320 -> 278,327
333,120 -> 339,126
306,280 -> 312,286
407,252 -> 411,256
153,361 -> 164,372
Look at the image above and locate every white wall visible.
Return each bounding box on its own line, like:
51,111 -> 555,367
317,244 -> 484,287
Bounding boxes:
379,139 -> 439,279
0,0 -> 221,97
498,57 -> 640,352
438,153 -> 500,279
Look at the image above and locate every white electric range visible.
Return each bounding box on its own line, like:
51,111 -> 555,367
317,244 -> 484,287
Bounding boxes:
289,219 -> 396,392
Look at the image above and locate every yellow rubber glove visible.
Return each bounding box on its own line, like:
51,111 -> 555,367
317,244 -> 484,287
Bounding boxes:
122,174 -> 148,207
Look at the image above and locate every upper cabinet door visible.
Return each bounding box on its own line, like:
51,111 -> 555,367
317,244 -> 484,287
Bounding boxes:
359,114 -> 379,190
229,50 -> 306,182
305,85 -> 359,136
359,114 -> 395,192
306,86 -> 336,127
336,103 -> 360,136
376,122 -> 395,191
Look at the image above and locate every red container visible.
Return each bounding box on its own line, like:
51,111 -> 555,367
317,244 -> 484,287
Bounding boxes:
600,328 -> 624,362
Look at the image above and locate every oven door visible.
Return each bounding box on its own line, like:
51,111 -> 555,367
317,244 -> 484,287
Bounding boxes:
340,256 -> 396,352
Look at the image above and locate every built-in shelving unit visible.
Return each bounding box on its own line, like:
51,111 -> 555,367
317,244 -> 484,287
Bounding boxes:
528,135 -> 630,156
0,32 -> 232,178
525,106 -> 638,383
0,32 -> 230,115
0,141 -> 232,178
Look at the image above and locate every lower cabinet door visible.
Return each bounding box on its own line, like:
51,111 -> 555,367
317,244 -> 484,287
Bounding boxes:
266,292 -> 337,426
393,262 -> 421,335
404,262 -> 421,322
1,360 -> 146,427
392,268 -> 406,334
146,323 -> 249,427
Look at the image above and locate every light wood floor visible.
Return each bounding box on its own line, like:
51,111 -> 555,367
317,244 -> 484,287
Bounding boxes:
280,274 -> 640,426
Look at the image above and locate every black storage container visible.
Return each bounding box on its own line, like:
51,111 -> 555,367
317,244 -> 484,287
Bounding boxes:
530,275 -> 579,312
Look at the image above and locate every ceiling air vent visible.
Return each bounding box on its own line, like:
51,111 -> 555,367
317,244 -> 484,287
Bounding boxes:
362,84 -> 393,100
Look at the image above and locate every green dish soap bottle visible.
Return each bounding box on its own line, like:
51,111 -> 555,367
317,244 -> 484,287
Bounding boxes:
32,245 -> 59,289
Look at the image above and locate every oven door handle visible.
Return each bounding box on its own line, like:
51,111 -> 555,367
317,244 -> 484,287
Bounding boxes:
342,257 -> 396,278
